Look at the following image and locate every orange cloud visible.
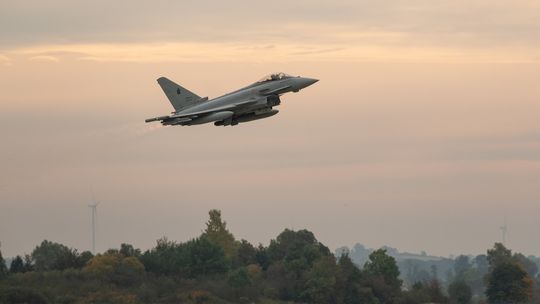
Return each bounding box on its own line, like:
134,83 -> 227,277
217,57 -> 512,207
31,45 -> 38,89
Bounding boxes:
0,54 -> 12,66
28,55 -> 59,62
8,41 -> 540,64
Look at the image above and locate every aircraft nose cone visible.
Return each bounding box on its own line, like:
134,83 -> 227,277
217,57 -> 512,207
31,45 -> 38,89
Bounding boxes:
305,78 -> 318,86
298,77 -> 319,89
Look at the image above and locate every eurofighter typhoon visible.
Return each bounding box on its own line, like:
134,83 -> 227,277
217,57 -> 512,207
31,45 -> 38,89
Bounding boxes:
145,73 -> 318,126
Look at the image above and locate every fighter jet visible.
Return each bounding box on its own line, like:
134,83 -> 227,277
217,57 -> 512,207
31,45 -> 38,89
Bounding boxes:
145,72 -> 318,126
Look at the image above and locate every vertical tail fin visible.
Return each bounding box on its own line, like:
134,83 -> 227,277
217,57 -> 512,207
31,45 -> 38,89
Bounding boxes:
157,77 -> 202,111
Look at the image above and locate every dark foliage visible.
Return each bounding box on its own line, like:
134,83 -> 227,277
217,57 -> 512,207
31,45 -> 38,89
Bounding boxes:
484,243 -> 536,304
1,211 -> 538,304
486,262 -> 534,304
9,256 -> 25,274
141,236 -> 229,278
31,240 -> 89,271
448,279 -> 472,304
0,247 -> 7,279
0,287 -> 48,304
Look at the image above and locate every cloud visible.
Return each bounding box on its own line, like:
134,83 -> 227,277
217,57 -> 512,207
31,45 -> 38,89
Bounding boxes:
0,0 -> 539,49
28,55 -> 59,62
8,42 -> 539,64
1,1 -> 539,65
0,54 -> 12,66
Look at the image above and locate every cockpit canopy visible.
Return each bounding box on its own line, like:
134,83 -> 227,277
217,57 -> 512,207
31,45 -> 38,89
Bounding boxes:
257,72 -> 293,83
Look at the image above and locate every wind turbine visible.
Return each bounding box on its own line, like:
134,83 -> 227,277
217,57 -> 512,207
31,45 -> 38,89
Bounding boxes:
88,193 -> 99,254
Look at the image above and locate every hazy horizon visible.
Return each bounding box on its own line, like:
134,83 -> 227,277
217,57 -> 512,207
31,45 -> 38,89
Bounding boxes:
1,0 -> 539,258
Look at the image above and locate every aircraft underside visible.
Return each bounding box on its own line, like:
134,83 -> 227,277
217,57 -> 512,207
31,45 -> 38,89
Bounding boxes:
160,95 -> 281,127
161,106 -> 279,127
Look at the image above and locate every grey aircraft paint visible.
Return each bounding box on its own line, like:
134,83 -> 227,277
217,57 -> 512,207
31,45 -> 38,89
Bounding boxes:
145,73 -> 318,126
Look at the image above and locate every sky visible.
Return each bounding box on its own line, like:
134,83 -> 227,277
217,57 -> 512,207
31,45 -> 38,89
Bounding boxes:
1,0 -> 539,258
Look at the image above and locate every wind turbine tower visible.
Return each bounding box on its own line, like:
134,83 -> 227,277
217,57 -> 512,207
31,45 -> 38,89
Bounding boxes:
500,218 -> 508,246
88,200 -> 99,254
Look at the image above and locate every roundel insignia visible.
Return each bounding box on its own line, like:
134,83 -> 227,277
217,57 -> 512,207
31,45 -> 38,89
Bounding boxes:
176,88 -> 181,95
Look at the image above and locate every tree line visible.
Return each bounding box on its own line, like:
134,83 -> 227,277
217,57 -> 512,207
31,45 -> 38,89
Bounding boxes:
0,210 -> 538,304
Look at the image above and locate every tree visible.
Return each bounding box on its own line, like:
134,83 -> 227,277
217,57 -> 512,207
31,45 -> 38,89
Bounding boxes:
487,243 -> 512,269
425,279 -> 448,304
84,253 -> 123,276
22,254 -> 34,272
464,254 -> 489,296
364,249 -> 402,289
263,229 -> 333,301
183,236 -> 229,277
140,236 -> 228,278
473,254 -> 489,275
31,240 -> 79,271
267,229 -> 331,267
403,282 -> 432,304
202,209 -> 237,257
255,244 -> 270,270
301,256 -> 339,304
363,249 -> 402,303
140,237 -> 181,275
119,243 -> 141,258
486,262 -> 534,304
118,256 -> 145,277
401,279 -> 448,304
77,251 -> 94,267
0,244 -> 7,278
84,252 -> 144,275
403,260 -> 431,287
84,251 -> 145,286
9,255 -> 25,273
485,243 -> 535,304
336,254 -> 377,304
337,253 -> 361,282
454,255 -> 471,279
234,239 -> 257,267
448,279 -> 472,304
513,252 -> 538,278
